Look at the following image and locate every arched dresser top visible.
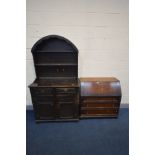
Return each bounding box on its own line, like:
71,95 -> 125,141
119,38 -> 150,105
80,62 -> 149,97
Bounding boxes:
31,35 -> 78,53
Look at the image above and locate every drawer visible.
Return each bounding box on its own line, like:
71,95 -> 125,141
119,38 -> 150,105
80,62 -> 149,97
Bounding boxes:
56,94 -> 77,102
58,101 -> 75,105
82,97 -> 118,103
81,97 -> 119,107
81,108 -> 118,115
56,88 -> 77,94
31,88 -> 54,95
56,93 -> 76,97
33,95 -> 54,104
81,102 -> 118,108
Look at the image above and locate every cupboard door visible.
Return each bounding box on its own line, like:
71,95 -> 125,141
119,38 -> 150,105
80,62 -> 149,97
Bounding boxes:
59,103 -> 77,119
34,103 -> 55,120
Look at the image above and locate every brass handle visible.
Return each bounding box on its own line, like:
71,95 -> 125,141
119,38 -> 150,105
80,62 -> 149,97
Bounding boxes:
56,69 -> 59,72
62,68 -> 64,72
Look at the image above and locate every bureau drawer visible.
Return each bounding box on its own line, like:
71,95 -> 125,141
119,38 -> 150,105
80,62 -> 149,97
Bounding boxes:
56,88 -> 77,94
31,88 -> 54,95
82,97 -> 118,103
81,102 -> 118,108
81,97 -> 119,107
81,108 -> 118,115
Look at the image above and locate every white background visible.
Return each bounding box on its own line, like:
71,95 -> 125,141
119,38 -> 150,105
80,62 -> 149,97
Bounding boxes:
0,0 -> 155,155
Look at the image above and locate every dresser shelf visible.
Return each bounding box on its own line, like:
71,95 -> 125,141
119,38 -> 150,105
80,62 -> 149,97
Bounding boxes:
35,50 -> 75,53
35,63 -> 77,66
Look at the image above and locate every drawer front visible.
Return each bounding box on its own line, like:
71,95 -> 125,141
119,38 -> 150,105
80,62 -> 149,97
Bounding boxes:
56,94 -> 77,102
81,97 -> 119,108
82,97 -> 118,103
56,88 -> 77,94
33,95 -> 54,104
31,88 -> 54,95
81,102 -> 118,108
81,108 -> 118,115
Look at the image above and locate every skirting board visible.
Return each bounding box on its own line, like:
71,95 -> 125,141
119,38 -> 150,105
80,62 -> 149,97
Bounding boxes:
26,104 -> 129,110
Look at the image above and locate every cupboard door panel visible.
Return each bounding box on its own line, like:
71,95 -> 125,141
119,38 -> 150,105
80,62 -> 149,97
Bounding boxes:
59,104 -> 77,118
34,104 -> 55,119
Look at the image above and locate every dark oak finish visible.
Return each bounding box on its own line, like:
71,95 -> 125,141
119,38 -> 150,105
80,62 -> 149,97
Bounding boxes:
29,35 -> 80,122
80,77 -> 122,118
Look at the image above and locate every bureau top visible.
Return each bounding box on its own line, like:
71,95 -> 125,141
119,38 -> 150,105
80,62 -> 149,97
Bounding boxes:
80,77 -> 121,97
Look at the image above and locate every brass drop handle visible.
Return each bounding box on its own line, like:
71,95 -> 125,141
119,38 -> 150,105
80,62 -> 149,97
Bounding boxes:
62,68 -> 64,72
